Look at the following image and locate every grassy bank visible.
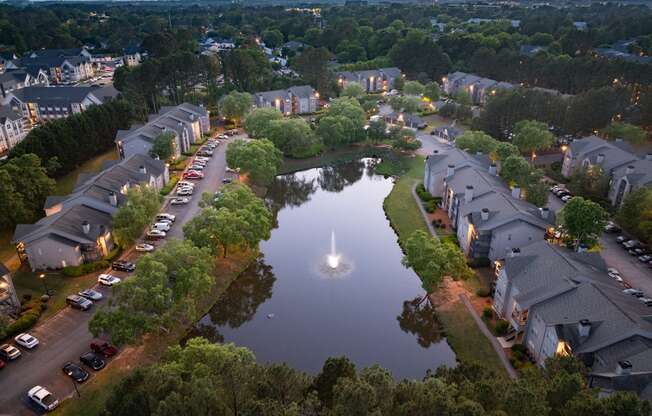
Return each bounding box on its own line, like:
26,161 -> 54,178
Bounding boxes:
381,155 -> 505,376
54,149 -> 119,195
279,146 -> 391,175
52,249 -> 258,416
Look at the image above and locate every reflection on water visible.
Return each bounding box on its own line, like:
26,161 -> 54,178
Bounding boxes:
192,159 -> 456,379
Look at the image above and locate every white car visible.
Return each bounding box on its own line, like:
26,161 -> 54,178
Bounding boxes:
135,243 -> 155,252
0,343 -> 21,360
170,197 -> 190,205
146,229 -> 167,240
152,222 -> 171,232
14,333 -> 39,349
176,181 -> 195,189
177,188 -> 193,196
98,274 -> 121,286
156,213 -> 176,222
28,386 -> 59,411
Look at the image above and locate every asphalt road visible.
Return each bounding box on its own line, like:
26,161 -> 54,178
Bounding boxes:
0,135 -> 234,415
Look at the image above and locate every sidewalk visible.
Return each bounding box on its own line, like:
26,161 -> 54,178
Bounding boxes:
411,182 -> 518,379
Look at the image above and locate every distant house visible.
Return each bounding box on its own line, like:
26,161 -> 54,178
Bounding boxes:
253,85 -> 319,115
573,21 -> 588,31
0,68 -> 49,97
593,48 -> 651,64
122,46 -> 143,67
424,144 -> 554,261
0,106 -> 27,153
11,48 -> 95,84
336,67 -> 402,93
384,111 -> 425,129
561,136 -> 652,207
13,153 -> 169,271
1,86 -> 118,126
432,125 -> 462,142
442,72 -> 513,105
467,18 -> 520,28
116,103 -> 210,160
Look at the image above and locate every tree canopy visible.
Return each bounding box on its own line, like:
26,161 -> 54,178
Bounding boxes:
601,122 -> 648,145
219,91 -> 253,126
512,120 -> 554,160
244,107 -> 283,138
112,186 -> 162,248
149,132 -> 176,161
617,187 -> 652,244
226,138 -> 283,185
558,197 -> 609,247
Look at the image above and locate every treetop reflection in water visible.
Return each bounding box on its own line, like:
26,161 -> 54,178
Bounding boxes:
192,159 -> 456,379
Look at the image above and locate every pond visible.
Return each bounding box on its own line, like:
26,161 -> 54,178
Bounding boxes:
191,159 -> 456,379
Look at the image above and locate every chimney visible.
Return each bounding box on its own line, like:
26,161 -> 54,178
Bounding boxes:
481,208 -> 489,221
616,360 -> 632,375
433,150 -> 439,155
465,186 -> 474,203
540,207 -> 550,219
596,153 -> 605,164
446,164 -> 455,177
108,192 -> 117,207
488,163 -> 497,175
190,114 -> 195,121
626,165 -> 634,175
511,186 -> 521,199
578,319 -> 591,338
82,221 -> 90,235
509,248 -> 521,257
139,165 -> 147,175
646,153 -> 652,161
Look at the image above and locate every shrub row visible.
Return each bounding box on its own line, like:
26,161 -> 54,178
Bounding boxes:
7,301 -> 46,336
160,175 -> 179,196
62,260 -> 109,277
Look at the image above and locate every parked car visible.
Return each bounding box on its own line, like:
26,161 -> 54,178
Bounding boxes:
62,362 -> 89,383
639,297 -> 652,307
28,386 -> 59,411
14,333 -> 39,349
170,197 -> 190,205
616,235 -> 628,243
639,255 -> 652,263
66,295 -> 92,311
0,359 -> 4,370
112,260 -> 135,272
152,222 -> 171,232
98,274 -> 121,286
561,195 -> 573,203
222,178 -> 233,184
135,243 -> 155,252
0,344 -> 21,360
80,352 -> 105,371
183,171 -> 203,180
176,181 -> 195,188
623,240 -> 641,249
78,289 -> 103,301
146,229 -> 167,240
189,164 -> 204,171
90,341 -> 118,357
177,187 -> 194,196
604,221 -> 621,233
623,288 -> 645,297
156,213 -> 176,222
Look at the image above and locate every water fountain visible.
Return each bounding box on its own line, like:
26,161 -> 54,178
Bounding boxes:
327,230 -> 340,269
318,230 -> 352,278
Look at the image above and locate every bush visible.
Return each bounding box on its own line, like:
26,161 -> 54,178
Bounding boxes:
424,200 -> 437,213
7,308 -> 41,336
160,175 -> 179,196
467,257 -> 491,268
482,307 -> 493,319
103,247 -> 122,262
62,260 -> 109,277
495,320 -> 510,336
476,288 -> 491,297
440,234 -> 459,246
511,343 -> 528,354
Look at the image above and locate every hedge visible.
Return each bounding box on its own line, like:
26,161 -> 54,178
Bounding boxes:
7,301 -> 44,336
160,175 -> 179,196
62,260 -> 109,277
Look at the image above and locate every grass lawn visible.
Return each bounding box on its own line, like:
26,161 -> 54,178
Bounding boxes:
382,155 -> 505,375
12,269 -> 99,320
51,249 -> 258,416
382,155 -> 429,246
54,149 -> 119,195
438,301 -> 507,377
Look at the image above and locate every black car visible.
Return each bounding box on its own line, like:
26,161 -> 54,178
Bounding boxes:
62,362 -> 89,383
112,260 -> 135,272
80,352 -> 105,371
629,247 -> 650,257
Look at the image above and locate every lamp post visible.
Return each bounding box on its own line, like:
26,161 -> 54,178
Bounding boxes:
39,273 -> 51,296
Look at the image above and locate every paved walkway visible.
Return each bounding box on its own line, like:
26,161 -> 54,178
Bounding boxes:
410,181 -> 518,379
459,294 -> 518,379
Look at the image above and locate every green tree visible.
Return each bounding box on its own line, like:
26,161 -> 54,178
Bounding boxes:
340,83 -> 365,98
1,154 -> 56,225
293,47 -> 336,97
513,120 -> 554,161
311,356 -> 356,408
500,155 -> 532,186
111,186 -> 162,247
244,107 -> 283,138
332,377 -> 378,416
226,139 -> 283,185
388,30 -> 451,79
423,81 -> 441,101
567,166 -> 610,205
558,197 -> 609,247
366,119 -> 388,142
149,132 -> 176,161
402,230 -> 470,292
492,142 -> 520,162
601,122 -> 648,145
403,81 -> 425,96
221,47 -> 272,92
262,29 -> 284,48
616,187 -> 652,243
184,207 -> 245,257
219,91 -> 253,126
455,131 -> 498,155
265,118 -> 321,158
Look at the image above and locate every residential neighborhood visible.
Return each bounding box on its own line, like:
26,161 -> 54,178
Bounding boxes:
0,2 -> 651,415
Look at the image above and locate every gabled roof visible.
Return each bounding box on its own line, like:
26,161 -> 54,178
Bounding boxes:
0,105 -> 22,123
9,86 -> 98,107
612,159 -> 652,187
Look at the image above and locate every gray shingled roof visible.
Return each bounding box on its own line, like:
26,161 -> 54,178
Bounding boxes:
10,86 -> 97,106
0,105 -> 22,123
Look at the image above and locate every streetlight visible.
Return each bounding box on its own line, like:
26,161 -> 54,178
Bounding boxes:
39,273 -> 50,296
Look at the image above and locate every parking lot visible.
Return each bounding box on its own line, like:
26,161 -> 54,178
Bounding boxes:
0,133 -> 238,415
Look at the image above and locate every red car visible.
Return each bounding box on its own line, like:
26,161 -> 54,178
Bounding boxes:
183,171 -> 203,180
0,359 -> 5,370
90,342 -> 118,358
